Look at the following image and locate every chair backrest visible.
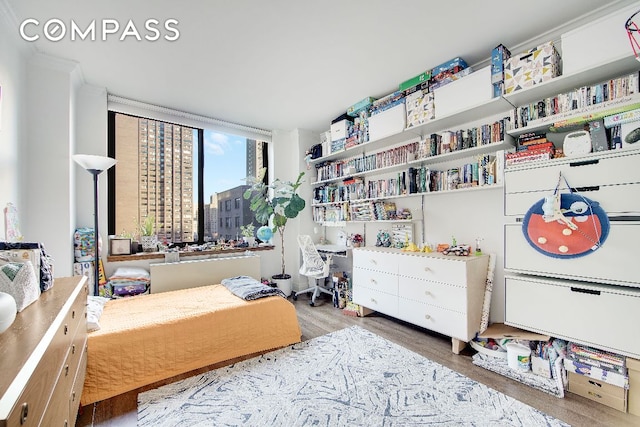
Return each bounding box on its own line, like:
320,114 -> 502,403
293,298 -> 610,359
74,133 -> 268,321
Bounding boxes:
297,235 -> 328,276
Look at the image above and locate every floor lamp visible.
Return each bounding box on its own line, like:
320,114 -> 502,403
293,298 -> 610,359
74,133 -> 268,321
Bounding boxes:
73,154 -> 117,296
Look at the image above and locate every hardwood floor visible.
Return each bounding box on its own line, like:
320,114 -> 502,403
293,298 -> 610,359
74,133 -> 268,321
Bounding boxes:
77,294 -> 639,426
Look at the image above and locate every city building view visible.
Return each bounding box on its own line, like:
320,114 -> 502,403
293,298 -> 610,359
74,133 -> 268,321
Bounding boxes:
113,113 -> 266,244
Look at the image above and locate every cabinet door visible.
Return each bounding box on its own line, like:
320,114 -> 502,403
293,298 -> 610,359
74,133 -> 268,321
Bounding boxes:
505,275 -> 640,358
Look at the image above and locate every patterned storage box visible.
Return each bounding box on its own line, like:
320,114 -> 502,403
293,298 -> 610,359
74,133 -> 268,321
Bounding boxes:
504,41 -> 560,94
405,90 -> 435,128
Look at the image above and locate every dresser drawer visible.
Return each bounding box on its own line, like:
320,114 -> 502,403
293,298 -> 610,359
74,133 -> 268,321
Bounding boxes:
504,222 -> 640,287
398,299 -> 469,341
505,150 -> 640,196
353,249 -> 399,275
353,266 -> 397,296
505,275 -> 640,358
398,277 -> 466,312
353,286 -> 398,317
505,183 -> 640,216
568,372 -> 627,412
400,255 -> 467,286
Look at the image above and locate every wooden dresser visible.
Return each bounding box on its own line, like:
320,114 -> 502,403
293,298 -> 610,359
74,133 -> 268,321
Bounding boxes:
352,248 -> 489,353
0,276 -> 88,427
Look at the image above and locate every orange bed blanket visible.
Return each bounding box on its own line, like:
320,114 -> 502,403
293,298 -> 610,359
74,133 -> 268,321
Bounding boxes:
81,284 -> 301,405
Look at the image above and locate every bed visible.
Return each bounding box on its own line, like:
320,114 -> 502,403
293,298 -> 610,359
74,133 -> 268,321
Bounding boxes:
80,282 -> 301,405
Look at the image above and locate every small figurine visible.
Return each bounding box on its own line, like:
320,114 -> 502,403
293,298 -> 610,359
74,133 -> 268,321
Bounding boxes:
304,150 -> 312,169
475,237 -> 484,255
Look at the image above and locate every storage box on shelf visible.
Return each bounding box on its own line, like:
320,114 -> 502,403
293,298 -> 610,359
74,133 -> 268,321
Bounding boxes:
567,371 -> 628,412
504,41 -> 561,95
561,2 -> 638,76
433,66 -> 492,117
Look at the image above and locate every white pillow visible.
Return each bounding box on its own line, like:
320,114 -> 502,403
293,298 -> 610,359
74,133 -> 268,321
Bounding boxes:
0,259 -> 40,312
87,296 -> 111,332
109,267 -> 150,280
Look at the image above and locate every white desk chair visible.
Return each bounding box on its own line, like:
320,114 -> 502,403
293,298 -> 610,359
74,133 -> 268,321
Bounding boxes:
293,235 -> 334,306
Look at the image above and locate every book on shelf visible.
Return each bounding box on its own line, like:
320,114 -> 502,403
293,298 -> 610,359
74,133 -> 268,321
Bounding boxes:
603,107 -> 640,128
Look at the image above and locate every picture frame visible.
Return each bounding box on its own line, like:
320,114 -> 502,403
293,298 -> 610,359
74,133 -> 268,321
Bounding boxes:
110,238 -> 132,255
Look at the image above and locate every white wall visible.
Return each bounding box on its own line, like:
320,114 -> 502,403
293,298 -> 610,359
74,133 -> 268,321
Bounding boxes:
0,5 -> 27,241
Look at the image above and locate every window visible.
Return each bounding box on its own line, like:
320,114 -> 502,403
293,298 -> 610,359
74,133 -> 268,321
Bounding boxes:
108,110 -> 269,245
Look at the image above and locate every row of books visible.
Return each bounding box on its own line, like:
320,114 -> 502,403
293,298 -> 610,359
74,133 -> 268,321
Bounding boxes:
314,155 -> 504,204
512,72 -> 639,129
314,117 -> 511,185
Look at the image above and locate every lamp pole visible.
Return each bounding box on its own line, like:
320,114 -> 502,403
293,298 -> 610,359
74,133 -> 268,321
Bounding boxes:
89,169 -> 100,297
73,154 -> 117,296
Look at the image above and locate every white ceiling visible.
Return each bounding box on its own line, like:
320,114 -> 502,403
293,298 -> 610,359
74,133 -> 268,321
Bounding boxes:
5,0 -> 639,133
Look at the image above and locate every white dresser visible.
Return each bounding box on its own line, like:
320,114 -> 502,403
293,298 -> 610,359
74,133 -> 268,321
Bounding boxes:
504,148 -> 640,359
352,247 -> 489,353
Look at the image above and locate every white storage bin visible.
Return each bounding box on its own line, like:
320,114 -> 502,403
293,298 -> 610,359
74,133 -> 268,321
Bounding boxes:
433,66 -> 492,118
505,274 -> 640,358
330,119 -> 352,142
561,3 -> 637,75
368,103 -> 406,141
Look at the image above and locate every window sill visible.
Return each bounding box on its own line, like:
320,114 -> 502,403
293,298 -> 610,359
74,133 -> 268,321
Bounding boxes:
107,245 -> 274,263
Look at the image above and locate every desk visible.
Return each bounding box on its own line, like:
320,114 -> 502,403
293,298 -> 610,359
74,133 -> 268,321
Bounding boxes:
316,244 -> 350,257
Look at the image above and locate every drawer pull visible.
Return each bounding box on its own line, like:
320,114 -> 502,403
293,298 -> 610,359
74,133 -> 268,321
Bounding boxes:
369,259 -> 377,265
424,291 -> 431,296
569,159 -> 599,167
570,185 -> 599,192
370,298 -> 377,304
20,402 -> 28,424
424,314 -> 431,320
64,324 -> 68,335
72,391 -> 76,402
588,380 -> 602,388
423,267 -> 431,272
72,344 -> 76,354
72,310 -> 76,319
370,278 -> 377,285
570,287 -> 601,296
65,365 -> 69,376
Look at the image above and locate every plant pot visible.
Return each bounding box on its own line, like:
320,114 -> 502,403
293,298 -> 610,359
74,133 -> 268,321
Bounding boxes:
243,236 -> 256,246
272,274 -> 292,297
140,235 -> 158,252
0,291 -> 17,333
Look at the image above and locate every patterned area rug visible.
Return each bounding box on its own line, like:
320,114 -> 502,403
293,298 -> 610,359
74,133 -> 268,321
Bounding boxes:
138,326 -> 568,426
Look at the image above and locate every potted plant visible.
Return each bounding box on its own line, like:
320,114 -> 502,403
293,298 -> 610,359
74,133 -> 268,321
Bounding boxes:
138,214 -> 157,252
244,168 -> 306,296
240,223 -> 256,246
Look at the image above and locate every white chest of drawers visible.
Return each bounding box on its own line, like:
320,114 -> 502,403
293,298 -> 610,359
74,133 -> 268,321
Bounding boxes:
352,248 -> 489,353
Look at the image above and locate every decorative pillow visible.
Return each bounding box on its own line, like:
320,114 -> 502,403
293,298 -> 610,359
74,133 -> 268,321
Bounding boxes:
87,296 -> 111,332
0,259 -> 40,312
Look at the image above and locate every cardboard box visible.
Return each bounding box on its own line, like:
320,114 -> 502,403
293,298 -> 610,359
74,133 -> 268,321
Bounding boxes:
399,71 -> 432,92
531,356 -> 552,378
405,89 -> 435,128
628,358 -> 640,416
564,358 -> 629,388
368,102 -> 406,141
431,56 -> 468,77
568,371 -> 627,412
504,41 -> 560,94
491,44 -> 511,97
330,119 -> 352,142
561,3 -> 637,75
347,97 -> 376,117
478,323 -> 550,341
433,66 -> 492,118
